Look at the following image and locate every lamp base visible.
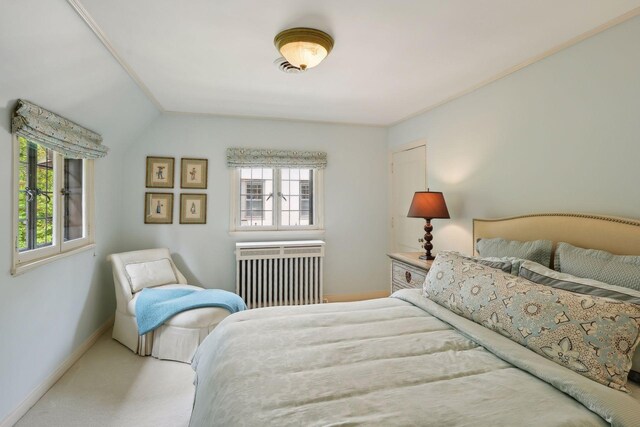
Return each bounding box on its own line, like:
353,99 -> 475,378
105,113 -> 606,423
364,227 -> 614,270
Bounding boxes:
419,254 -> 435,261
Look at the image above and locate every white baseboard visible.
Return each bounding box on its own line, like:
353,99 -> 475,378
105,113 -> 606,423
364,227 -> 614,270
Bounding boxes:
0,315 -> 115,427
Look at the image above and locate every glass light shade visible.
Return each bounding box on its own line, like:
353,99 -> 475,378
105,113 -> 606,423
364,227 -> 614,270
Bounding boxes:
274,28 -> 334,71
279,42 -> 328,70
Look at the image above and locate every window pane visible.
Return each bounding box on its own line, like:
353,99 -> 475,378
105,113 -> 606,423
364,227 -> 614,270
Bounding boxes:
281,211 -> 290,226
289,211 -> 300,226
36,218 -> 53,247
279,168 -> 314,227
64,159 -> 84,241
18,221 -> 27,252
289,195 -> 299,210
18,192 -> 27,220
18,136 -> 28,162
239,167 -> 273,227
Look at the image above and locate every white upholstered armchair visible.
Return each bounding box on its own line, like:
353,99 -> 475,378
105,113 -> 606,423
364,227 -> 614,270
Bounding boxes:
109,248 -> 230,362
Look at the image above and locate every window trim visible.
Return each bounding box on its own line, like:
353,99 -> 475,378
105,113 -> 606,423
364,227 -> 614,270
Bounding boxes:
11,135 -> 95,275
229,167 -> 324,233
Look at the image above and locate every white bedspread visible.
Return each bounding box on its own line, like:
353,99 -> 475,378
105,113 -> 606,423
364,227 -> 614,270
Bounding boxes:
190,290 -> 640,426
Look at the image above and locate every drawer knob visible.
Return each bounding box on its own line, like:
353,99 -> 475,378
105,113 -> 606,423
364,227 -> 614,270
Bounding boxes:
405,271 -> 412,283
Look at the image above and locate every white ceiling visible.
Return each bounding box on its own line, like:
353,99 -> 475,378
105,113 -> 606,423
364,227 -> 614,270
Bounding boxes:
76,0 -> 640,126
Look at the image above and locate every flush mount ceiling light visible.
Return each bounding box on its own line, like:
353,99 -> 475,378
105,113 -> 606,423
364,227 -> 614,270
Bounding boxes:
274,27 -> 334,71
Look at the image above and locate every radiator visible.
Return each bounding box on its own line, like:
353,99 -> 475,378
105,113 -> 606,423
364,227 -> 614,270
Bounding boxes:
235,240 -> 325,308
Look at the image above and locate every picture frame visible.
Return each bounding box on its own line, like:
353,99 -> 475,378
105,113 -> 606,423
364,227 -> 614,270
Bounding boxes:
144,192 -> 173,224
181,158 -> 208,189
180,193 -> 207,224
146,156 -> 174,188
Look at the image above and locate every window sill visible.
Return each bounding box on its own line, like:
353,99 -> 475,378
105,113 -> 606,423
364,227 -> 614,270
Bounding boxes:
11,243 -> 96,276
228,229 -> 325,240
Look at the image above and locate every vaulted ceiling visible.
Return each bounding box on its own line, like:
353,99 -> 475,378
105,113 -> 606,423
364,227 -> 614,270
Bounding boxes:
75,0 -> 640,126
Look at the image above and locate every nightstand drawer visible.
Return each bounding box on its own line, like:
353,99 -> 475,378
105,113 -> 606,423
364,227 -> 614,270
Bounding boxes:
391,260 -> 427,293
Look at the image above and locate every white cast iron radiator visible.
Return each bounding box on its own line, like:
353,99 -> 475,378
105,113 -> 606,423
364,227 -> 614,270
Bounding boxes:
235,240 -> 325,308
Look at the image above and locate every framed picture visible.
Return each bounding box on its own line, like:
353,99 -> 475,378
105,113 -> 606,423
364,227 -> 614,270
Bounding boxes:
144,192 -> 173,224
181,158 -> 208,189
146,156 -> 174,188
180,193 -> 207,224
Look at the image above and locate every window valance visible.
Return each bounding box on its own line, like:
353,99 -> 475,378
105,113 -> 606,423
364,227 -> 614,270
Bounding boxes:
12,99 -> 108,159
226,148 -> 327,169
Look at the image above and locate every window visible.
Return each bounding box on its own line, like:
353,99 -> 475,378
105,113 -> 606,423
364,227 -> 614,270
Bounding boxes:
13,136 -> 94,271
232,167 -> 323,231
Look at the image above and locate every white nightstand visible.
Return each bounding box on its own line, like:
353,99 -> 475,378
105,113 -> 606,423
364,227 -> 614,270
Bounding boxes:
387,252 -> 433,294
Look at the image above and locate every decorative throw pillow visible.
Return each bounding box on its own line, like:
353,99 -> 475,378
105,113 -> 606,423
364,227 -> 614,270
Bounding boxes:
477,238 -> 553,268
125,259 -> 178,293
519,260 -> 640,380
424,251 -> 640,391
554,242 -> 640,292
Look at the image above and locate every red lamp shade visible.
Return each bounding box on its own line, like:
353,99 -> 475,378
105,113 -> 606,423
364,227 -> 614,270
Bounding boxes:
407,191 -> 450,219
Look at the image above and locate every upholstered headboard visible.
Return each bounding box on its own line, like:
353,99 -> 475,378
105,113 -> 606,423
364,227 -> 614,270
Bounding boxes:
473,213 -> 640,257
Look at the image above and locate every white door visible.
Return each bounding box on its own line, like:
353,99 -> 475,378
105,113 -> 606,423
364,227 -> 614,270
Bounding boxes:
391,145 -> 427,252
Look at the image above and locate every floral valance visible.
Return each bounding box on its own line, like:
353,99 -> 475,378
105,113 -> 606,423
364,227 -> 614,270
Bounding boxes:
12,99 -> 108,159
226,148 -> 327,169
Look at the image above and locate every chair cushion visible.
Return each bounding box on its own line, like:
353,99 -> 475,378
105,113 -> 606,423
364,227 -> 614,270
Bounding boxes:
125,259 -> 178,292
129,284 -> 230,328
164,306 -> 230,329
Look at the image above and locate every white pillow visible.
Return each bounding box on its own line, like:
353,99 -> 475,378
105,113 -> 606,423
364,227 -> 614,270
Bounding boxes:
125,259 -> 178,292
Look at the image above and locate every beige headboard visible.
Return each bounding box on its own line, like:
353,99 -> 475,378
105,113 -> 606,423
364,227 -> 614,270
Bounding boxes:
473,213 -> 640,257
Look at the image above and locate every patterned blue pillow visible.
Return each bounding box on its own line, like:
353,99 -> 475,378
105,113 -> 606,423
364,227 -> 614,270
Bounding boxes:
519,260 -> 640,380
425,251 -> 640,391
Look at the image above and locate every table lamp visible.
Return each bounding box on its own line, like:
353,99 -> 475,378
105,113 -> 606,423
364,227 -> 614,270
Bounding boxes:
407,190 -> 450,260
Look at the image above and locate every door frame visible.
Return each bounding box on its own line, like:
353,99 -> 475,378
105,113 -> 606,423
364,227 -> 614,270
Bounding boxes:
388,139 -> 428,252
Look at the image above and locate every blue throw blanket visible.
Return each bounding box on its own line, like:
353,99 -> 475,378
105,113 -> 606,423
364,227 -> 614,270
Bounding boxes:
135,288 -> 247,335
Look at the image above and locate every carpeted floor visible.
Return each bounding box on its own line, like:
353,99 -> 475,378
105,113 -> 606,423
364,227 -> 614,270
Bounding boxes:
15,328 -> 194,427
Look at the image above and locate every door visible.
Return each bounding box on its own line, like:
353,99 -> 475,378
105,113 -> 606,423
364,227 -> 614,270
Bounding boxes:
391,144 -> 427,252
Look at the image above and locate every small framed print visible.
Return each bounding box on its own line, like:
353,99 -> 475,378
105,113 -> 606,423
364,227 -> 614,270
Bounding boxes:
181,158 -> 208,189
180,193 -> 207,224
144,192 -> 173,224
146,156 -> 174,188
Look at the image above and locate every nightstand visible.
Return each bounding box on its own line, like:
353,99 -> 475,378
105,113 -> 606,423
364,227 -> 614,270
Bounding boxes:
387,252 -> 433,294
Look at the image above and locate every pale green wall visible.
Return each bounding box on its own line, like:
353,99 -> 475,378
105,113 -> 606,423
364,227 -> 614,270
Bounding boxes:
388,16 -> 640,255
0,1 -> 159,422
117,114 -> 389,296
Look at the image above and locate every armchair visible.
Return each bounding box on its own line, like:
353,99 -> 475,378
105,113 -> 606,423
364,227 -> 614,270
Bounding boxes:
109,248 -> 230,363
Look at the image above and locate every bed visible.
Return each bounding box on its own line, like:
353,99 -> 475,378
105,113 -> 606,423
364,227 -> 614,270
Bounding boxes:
190,213 -> 640,426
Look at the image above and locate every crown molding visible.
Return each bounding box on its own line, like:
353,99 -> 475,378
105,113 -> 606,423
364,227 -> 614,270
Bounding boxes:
388,6 -> 640,127
66,0 -> 165,112
162,109 -> 387,128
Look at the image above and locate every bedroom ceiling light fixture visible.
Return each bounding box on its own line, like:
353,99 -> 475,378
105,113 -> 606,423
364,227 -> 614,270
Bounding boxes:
407,190 -> 450,260
274,27 -> 334,71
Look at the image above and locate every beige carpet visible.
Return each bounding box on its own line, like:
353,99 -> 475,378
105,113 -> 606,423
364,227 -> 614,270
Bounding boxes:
16,329 -> 194,427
